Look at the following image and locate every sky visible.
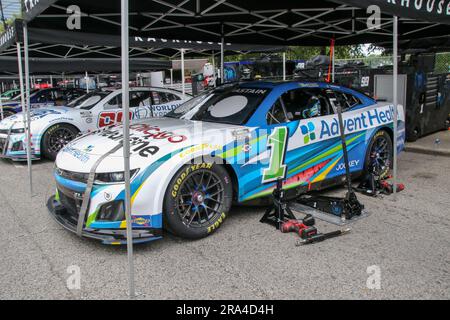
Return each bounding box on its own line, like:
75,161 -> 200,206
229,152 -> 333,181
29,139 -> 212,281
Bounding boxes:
0,0 -> 21,20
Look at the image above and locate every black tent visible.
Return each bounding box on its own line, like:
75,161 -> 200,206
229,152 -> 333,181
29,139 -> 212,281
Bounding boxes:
0,56 -> 171,74
22,0 -> 450,47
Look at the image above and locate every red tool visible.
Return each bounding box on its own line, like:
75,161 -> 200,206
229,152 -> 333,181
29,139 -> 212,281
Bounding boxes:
281,214 -> 318,239
380,181 -> 405,194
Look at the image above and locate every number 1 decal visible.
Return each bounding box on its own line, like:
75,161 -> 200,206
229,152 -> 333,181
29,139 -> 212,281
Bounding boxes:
262,126 -> 288,183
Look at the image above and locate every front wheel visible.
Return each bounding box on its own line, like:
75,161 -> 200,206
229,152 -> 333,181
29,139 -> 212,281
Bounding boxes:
163,163 -> 233,239
363,130 -> 393,179
41,124 -> 79,160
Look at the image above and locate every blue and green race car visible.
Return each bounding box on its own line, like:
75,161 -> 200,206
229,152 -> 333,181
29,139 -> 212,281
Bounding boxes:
48,81 -> 405,244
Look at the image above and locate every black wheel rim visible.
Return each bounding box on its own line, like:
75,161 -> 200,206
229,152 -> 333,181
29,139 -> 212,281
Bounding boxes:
175,169 -> 225,228
369,136 -> 391,177
48,128 -> 76,153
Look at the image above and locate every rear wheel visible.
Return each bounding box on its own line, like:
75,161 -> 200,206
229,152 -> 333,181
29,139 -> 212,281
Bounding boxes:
163,163 -> 233,239
41,124 -> 79,160
363,130 -> 393,179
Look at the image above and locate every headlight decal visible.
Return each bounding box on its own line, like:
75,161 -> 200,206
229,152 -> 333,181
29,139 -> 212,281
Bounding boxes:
113,145 -> 192,205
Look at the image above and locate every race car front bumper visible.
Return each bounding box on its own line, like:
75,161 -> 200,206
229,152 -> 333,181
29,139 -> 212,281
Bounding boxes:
0,132 -> 40,161
47,195 -> 162,245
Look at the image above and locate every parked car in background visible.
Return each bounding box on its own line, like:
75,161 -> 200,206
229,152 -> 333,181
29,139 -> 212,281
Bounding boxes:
0,87 -> 190,160
0,88 -> 21,102
0,87 -> 85,118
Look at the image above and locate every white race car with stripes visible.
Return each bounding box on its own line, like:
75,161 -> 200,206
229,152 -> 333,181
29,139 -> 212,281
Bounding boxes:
0,87 -> 189,160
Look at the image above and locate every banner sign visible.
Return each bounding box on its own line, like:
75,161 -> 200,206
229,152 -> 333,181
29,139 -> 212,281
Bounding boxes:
0,20 -> 24,53
27,28 -> 286,52
334,0 -> 450,25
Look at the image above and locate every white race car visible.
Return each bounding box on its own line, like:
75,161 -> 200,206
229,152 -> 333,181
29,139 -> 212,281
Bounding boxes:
0,87 -> 189,160
47,81 -> 405,245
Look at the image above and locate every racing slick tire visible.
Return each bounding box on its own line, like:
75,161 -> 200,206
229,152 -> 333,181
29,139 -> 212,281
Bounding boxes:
363,130 -> 393,179
41,123 -> 79,160
163,162 -> 233,239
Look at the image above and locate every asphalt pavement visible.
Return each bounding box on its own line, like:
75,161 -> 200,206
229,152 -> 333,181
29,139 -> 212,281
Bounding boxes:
0,148 -> 449,300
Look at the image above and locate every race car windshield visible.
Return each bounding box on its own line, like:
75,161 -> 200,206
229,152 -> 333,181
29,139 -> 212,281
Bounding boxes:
166,86 -> 270,125
67,92 -> 109,110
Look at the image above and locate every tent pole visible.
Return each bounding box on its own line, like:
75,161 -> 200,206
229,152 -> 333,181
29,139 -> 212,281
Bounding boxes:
23,23 -> 33,196
220,38 -> 224,84
212,51 -> 216,87
393,16 -> 398,200
85,71 -> 89,93
332,41 -> 335,83
181,49 -> 185,100
0,92 -> 3,120
282,52 -> 286,81
16,44 -> 28,193
121,0 -> 135,299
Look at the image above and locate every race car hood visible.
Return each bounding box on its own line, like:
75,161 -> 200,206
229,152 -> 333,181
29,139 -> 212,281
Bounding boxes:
0,106 -> 83,129
56,117 -> 245,173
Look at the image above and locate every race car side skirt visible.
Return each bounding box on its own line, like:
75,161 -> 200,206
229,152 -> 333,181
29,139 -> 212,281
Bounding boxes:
47,195 -> 162,245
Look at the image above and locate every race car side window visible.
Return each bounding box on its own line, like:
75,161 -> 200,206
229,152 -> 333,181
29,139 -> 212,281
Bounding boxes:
266,98 -> 289,125
333,91 -> 361,111
36,90 -> 52,103
280,88 -> 331,121
167,93 -> 181,101
104,92 -> 151,110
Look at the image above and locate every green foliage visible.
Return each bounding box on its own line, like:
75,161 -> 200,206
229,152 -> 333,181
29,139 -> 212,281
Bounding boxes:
0,14 -> 22,33
224,44 -> 382,63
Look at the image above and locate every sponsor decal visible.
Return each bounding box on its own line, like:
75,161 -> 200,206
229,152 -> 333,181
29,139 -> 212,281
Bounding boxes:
178,143 -> 222,158
300,122 -> 316,144
132,217 -> 151,227
320,106 -> 394,140
82,145 -> 94,153
232,88 -> 267,95
131,124 -> 187,143
97,128 -> 160,158
104,192 -> 112,201
97,104 -> 179,128
62,146 -> 90,163
30,109 -> 62,121
336,160 -> 360,172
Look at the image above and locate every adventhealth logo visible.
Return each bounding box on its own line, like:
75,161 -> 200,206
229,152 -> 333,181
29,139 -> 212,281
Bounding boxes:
301,122 -> 316,144
320,106 -> 395,139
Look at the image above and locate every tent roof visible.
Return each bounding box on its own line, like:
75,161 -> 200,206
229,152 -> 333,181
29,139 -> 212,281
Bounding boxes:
0,56 -> 172,74
25,0 -> 450,47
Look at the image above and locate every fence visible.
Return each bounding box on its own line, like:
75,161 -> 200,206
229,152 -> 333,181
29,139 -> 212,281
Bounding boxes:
435,52 -> 450,74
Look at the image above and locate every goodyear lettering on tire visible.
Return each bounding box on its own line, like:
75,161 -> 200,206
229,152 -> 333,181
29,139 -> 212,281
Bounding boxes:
207,212 -> 226,234
171,163 -> 214,198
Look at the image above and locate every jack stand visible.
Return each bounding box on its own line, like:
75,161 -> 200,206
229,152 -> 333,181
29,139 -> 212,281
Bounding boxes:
260,179 -> 296,229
